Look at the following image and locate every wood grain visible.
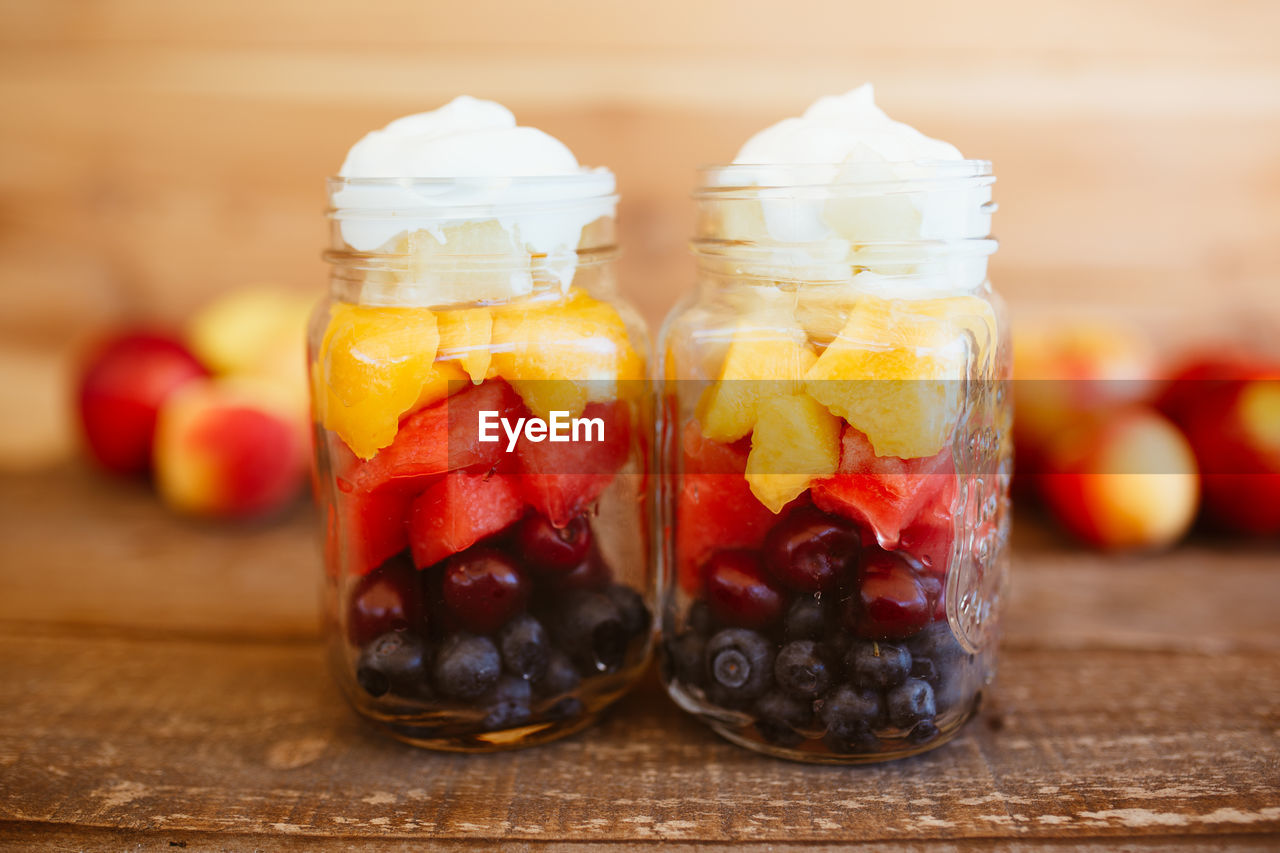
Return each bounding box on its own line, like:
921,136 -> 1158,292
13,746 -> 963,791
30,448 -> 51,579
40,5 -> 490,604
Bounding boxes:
0,467 -> 1278,848
1,631 -> 1277,845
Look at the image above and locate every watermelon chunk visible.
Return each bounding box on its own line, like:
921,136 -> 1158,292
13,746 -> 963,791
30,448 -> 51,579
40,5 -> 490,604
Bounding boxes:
897,473 -> 958,576
407,470 -> 525,568
516,400 -> 631,528
675,421 -> 780,595
811,426 -> 954,550
332,484 -> 416,576
345,378 -> 526,494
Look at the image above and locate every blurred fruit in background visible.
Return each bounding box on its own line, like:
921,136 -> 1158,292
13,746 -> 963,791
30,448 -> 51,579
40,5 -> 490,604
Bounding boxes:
1012,319 -> 1157,485
1038,407 -> 1199,550
153,376 -> 308,519
1013,323 -> 1280,549
74,286 -> 315,521
1157,357 -> 1280,537
77,332 -> 209,476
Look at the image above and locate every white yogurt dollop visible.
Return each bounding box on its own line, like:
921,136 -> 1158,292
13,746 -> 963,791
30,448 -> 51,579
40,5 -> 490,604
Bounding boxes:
736,84 -> 962,167
333,96 -> 615,265
728,84 -> 986,247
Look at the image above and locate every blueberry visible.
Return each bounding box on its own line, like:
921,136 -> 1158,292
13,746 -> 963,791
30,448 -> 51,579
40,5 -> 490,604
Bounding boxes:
481,675 -> 532,730
846,641 -> 912,690
887,678 -> 936,729
774,640 -> 832,700
823,720 -> 879,754
665,631 -> 707,687
686,600 -> 714,636
906,622 -> 972,714
754,690 -> 813,747
910,656 -> 938,683
546,696 -> 585,720
704,628 -> 773,701
356,631 -> 427,698
783,597 -> 826,641
822,626 -> 854,663
553,591 -> 626,674
433,633 -> 501,700
908,720 -> 941,744
819,684 -> 884,754
498,614 -> 550,681
603,584 -> 651,639
534,648 -> 581,698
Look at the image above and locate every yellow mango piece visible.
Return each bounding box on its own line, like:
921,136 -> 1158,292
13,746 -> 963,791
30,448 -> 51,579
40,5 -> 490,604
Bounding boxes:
744,393 -> 841,513
437,308 -> 493,384
697,323 -> 818,443
317,303 -> 440,459
805,294 -> 974,459
490,291 -> 642,420
412,360 -> 469,411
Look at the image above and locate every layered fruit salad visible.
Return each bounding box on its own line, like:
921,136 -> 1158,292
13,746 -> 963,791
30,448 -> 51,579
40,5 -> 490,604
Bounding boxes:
660,85 -> 1009,760
313,98 -> 651,748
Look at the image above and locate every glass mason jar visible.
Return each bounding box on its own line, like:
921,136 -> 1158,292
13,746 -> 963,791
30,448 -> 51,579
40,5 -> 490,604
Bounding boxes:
657,161 -> 1010,762
312,176 -> 653,751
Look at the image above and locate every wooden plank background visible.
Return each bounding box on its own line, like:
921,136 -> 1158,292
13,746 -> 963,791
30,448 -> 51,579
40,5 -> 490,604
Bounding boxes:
1,0 -> 1279,465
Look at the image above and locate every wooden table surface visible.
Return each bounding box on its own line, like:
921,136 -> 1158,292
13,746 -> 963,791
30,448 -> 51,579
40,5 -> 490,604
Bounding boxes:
1,466 -> 1277,851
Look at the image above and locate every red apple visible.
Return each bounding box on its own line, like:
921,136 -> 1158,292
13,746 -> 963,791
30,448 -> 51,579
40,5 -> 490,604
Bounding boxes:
76,331 -> 209,475
1039,407 -> 1199,550
152,377 -> 307,519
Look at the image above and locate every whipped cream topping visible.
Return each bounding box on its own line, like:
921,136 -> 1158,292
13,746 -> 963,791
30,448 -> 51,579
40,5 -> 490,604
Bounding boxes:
724,84 -> 988,249
332,97 -> 615,270
735,84 -> 962,167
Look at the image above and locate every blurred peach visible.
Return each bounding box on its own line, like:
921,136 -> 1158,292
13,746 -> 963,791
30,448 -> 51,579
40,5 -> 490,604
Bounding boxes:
153,377 -> 307,519
1013,321 -> 1158,473
187,287 -> 315,417
1039,406 -> 1199,550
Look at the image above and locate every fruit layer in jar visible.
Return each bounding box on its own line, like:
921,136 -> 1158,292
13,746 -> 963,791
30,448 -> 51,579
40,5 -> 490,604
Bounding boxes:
663,290 -> 1001,760
313,290 -> 651,748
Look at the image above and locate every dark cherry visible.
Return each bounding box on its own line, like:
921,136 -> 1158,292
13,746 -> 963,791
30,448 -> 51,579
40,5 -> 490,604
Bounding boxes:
763,505 -> 861,592
515,512 -> 592,574
844,550 -> 931,640
347,554 -> 422,646
703,550 -> 786,630
440,547 -> 529,635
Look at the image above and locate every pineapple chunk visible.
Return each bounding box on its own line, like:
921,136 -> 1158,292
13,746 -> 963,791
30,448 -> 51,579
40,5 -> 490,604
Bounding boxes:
490,291 -> 642,419
698,323 -> 818,443
317,303 -> 440,459
745,393 -> 842,513
437,307 -> 493,384
805,294 -> 976,459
